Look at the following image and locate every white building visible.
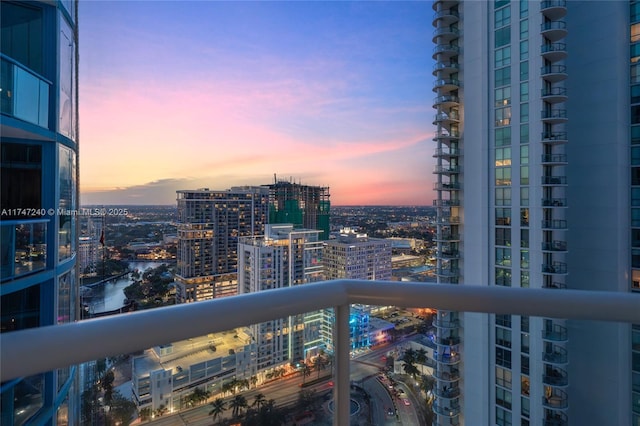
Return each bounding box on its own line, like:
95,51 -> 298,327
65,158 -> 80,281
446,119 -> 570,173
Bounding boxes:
324,228 -> 392,281
131,331 -> 255,413
238,224 -> 326,370
432,1 -> 637,425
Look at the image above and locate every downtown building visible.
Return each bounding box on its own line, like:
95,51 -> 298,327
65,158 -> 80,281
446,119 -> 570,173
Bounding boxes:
432,1 -> 638,426
175,187 -> 269,302
238,224 -> 326,371
0,0 -> 80,424
323,228 -> 392,350
266,179 -> 331,240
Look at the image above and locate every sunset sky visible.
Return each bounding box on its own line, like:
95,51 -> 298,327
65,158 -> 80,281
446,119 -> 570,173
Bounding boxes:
79,1 -> 435,206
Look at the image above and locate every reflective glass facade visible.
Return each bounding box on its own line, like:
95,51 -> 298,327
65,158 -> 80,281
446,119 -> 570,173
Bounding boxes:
0,1 -> 79,424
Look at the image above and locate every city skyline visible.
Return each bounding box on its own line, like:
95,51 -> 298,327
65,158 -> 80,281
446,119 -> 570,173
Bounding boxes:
79,1 -> 435,206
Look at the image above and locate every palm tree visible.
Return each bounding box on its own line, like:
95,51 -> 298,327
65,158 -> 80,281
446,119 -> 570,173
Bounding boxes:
403,348 -> 417,365
415,348 -> 428,365
154,404 -> 168,418
229,394 -> 248,418
208,398 -> 226,423
252,393 -> 267,410
312,356 -> 326,379
402,360 -> 420,379
138,407 -> 152,422
250,375 -> 258,388
300,362 -> 312,384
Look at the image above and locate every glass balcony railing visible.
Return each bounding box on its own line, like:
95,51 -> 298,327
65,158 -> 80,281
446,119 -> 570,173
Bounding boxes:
433,199 -> 461,207
542,262 -> 568,274
541,131 -> 568,142
541,153 -> 567,163
433,403 -> 461,417
542,176 -> 568,185
1,280 -> 638,426
1,56 -> 50,128
543,323 -> 568,342
542,220 -> 568,230
542,198 -> 567,207
1,219 -> 48,281
541,240 -> 568,251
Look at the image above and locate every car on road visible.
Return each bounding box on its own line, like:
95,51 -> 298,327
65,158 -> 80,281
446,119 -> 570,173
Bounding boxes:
402,398 -> 411,406
387,407 -> 394,416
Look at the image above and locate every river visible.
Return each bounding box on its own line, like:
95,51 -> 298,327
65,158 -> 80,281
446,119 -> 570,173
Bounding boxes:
82,261 -> 166,314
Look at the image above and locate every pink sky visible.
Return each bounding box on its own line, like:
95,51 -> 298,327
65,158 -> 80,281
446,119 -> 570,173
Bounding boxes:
79,1 -> 435,206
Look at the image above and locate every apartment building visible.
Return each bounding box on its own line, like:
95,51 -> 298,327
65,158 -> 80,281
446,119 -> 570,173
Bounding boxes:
432,1 -> 636,425
175,187 -> 269,302
238,224 -> 326,369
0,1 -> 80,424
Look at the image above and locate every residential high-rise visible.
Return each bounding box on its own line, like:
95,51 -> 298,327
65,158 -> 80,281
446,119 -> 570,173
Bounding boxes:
323,228 -> 392,349
432,1 -> 636,425
323,228 -> 392,282
175,187 -> 269,302
0,0 -> 79,424
266,179 -> 331,240
238,224 -> 325,369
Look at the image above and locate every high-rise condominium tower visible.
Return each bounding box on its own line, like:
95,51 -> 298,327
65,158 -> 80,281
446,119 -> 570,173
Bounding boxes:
0,1 -> 79,424
432,1 -> 637,425
238,224 -> 325,368
175,187 -> 269,302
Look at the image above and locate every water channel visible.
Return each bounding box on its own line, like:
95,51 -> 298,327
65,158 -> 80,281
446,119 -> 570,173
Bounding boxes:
81,261 -> 166,314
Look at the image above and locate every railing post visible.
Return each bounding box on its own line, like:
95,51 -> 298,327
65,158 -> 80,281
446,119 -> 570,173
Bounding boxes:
333,303 -> 350,426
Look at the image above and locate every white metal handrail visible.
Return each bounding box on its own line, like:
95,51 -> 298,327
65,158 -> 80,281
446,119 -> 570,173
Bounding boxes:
2,280 -> 639,425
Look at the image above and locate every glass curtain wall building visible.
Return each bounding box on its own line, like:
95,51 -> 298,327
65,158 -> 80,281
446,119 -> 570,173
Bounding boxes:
432,1 -> 635,425
1,0 -> 79,424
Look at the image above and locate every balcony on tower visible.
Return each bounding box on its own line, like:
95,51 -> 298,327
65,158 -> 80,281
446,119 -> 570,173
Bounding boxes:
541,20 -> 568,42
541,42 -> 568,62
543,323 -> 568,342
433,26 -> 460,44
433,199 -> 461,207
542,261 -> 567,275
436,215 -> 461,225
542,219 -> 567,229
544,411 -> 568,426
541,240 -> 568,252
433,94 -> 460,108
541,109 -> 568,124
433,61 -> 460,76
541,197 -> 567,207
434,147 -> 461,159
541,65 -> 568,83
541,175 -> 567,185
432,9 -> 460,27
432,0 -> 459,12
543,366 -> 569,387
435,383 -> 461,399
541,0 -> 567,20
541,86 -> 568,103
433,77 -> 461,92
432,43 -> 460,62
435,368 -> 460,384
543,344 -> 568,364
433,110 -> 460,125
543,388 -> 568,409
541,131 -> 568,144
541,153 -> 567,164
433,402 -> 461,418
434,165 -> 461,175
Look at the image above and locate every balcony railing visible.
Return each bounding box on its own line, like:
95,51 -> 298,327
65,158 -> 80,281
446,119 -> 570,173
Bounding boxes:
1,219 -> 48,281
1,280 -> 638,426
1,55 -> 51,128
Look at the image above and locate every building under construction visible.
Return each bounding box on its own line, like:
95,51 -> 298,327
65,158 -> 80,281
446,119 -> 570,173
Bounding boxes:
266,179 -> 330,240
